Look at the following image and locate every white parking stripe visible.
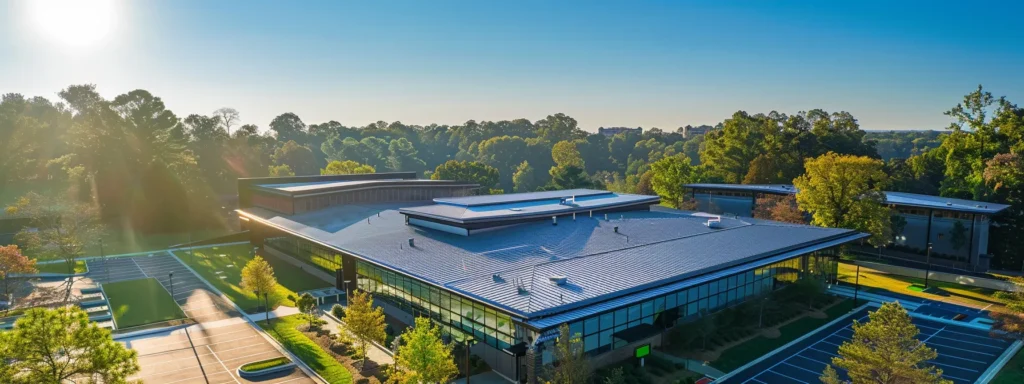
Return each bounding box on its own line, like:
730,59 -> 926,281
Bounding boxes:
207,345 -> 241,384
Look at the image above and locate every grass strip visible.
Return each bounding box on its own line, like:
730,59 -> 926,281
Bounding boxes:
240,356 -> 292,372
258,315 -> 353,384
103,278 -> 186,328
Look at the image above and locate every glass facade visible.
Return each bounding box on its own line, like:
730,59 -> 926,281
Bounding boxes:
356,261 -> 518,350
265,236 -> 342,273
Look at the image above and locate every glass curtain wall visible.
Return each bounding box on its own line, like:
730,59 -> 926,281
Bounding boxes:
265,236 -> 342,273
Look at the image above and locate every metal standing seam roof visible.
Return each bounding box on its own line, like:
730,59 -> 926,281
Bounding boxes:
684,183 -> 1011,215
239,200 -> 861,323
257,179 -> 469,195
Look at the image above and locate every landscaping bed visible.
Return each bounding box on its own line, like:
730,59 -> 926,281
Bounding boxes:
259,314 -> 389,384
238,356 -> 295,378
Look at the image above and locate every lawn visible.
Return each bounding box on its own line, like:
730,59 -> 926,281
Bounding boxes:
103,278 -> 186,329
993,348 -> 1024,384
35,260 -> 87,274
837,262 -> 1008,309
258,315 -> 353,384
173,244 -> 332,313
712,300 -> 856,372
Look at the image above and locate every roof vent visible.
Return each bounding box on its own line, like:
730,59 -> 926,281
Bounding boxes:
549,275 -> 568,285
408,238 -> 415,247
492,274 -> 504,283
946,202 -> 953,206
552,216 -> 558,226
706,216 -> 723,229
509,208 -> 523,212
614,226 -> 619,233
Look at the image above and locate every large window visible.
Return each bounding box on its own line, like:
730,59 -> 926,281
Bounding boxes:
356,261 -> 517,350
265,236 -> 342,273
554,252 -> 824,357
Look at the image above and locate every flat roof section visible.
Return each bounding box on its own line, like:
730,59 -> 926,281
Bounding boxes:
684,183 -> 1011,215
239,203 -> 863,320
401,190 -> 660,224
254,179 -> 477,197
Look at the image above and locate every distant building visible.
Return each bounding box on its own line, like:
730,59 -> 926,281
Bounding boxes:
238,175 -> 865,382
684,183 -> 1011,270
681,124 -> 715,138
597,126 -> 642,137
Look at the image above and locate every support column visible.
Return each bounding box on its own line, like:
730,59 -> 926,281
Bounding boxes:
968,214 -> 976,265
925,209 -> 934,251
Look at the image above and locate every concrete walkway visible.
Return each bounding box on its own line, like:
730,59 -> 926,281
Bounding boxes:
246,305 -> 302,321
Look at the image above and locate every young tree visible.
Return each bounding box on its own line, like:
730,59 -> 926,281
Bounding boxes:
794,152 -> 891,246
271,140 -> 317,175
549,323 -> 590,384
345,290 -> 387,371
0,245 -> 37,299
752,194 -> 805,224
0,307 -> 139,384
548,165 -> 597,190
6,192 -> 103,301
389,317 -> 458,384
992,276 -> 1024,338
552,140 -> 585,168
240,255 -> 277,317
821,302 -> 950,384
321,160 -> 375,175
649,155 -> 694,208
296,292 -> 318,329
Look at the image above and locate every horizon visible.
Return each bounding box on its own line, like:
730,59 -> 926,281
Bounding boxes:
3,0 -> 1023,132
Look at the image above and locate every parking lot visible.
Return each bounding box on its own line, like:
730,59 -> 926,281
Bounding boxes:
123,320 -> 315,384
87,252 -> 239,323
722,307 -> 1014,384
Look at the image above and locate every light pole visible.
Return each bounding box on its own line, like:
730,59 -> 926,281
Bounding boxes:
464,338 -> 475,384
169,273 -> 174,299
853,265 -> 861,306
924,242 -> 933,288
265,292 -> 270,325
343,280 -> 352,303
101,238 -> 108,282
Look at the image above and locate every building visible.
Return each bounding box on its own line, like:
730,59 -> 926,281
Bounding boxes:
681,124 -> 715,138
684,184 -> 1011,269
597,126 -> 642,137
237,175 -> 866,383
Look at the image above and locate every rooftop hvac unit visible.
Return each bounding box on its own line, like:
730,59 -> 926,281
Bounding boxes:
706,216 -> 723,229
549,275 -> 568,285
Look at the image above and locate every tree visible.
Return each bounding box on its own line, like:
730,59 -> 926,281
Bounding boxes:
212,107 -> 240,134
296,292 -> 318,329
649,155 -> 694,208
984,153 -> 1024,270
552,140 -> 585,168
269,112 -> 307,144
268,164 -> 295,176
0,307 -> 139,384
432,160 -> 500,193
536,113 -> 585,143
752,194 -> 805,224
0,245 -> 36,299
821,302 -> 950,384
794,152 -> 891,246
387,137 -> 426,172
548,165 -> 596,190
6,192 -> 103,301
512,161 -> 539,193
272,140 -> 317,175
240,255 -> 277,316
992,276 -> 1024,338
389,317 -> 458,384
345,290 -> 386,371
479,136 -> 529,191
321,160 -> 375,175
635,170 -> 655,195
549,323 -> 590,384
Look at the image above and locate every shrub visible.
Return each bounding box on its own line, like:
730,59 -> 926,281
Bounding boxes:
331,304 -> 345,320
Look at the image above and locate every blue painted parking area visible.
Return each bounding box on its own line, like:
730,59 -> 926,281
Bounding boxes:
720,307 -> 1013,384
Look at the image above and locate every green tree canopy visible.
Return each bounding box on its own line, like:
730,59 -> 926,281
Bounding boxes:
345,290 -> 386,371
321,160 -> 376,175
649,155 -> 694,208
821,302 -> 950,384
0,307 -> 140,384
389,317 -> 458,384
794,152 -> 891,246
432,160 -> 500,193
512,160 -> 539,193
272,140 -> 317,175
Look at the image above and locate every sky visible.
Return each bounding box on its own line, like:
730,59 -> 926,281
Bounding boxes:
2,0 -> 1023,132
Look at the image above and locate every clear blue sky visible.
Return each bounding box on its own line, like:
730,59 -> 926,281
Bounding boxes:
2,0 -> 1022,131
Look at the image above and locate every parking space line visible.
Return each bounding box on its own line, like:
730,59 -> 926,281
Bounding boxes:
219,350 -> 281,364
206,345 -> 241,384
928,334 -> 1006,350
273,377 -> 314,384
782,361 -> 822,376
767,369 -> 809,383
925,341 -> 997,356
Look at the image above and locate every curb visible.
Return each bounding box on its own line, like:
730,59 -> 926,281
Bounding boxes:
977,339 -> 1024,384
165,250 -> 330,384
713,302 -> 873,383
113,322 -> 194,340
238,361 -> 297,379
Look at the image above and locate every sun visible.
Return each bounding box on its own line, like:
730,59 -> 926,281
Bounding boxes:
28,0 -> 117,47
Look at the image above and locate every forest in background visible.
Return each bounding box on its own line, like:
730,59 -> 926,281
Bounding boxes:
1,84 -> 1022,268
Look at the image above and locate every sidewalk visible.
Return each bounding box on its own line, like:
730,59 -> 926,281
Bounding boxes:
246,305 -> 302,322
317,307 -> 395,366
